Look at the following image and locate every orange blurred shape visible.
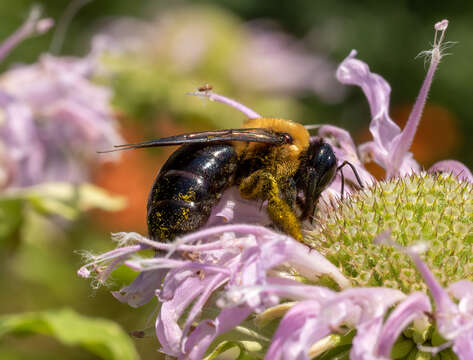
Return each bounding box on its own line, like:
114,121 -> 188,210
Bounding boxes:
393,104 -> 461,165
92,125 -> 156,233
355,104 -> 461,179
92,118 -> 189,233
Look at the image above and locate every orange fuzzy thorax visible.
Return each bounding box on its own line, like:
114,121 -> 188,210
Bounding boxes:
238,118 -> 309,156
233,118 -> 310,178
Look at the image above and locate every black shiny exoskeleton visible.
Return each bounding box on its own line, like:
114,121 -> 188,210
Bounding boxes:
147,143 -> 237,241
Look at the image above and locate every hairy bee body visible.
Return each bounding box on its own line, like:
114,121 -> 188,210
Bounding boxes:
146,118 -> 335,242
103,117 -> 347,243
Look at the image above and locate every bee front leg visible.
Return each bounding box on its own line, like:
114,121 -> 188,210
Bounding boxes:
238,170 -> 303,242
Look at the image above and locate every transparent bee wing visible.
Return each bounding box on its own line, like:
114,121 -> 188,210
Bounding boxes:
99,128 -> 292,153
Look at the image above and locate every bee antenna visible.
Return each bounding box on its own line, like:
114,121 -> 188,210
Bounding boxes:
96,145 -> 138,153
96,148 -> 127,154
337,161 -> 364,200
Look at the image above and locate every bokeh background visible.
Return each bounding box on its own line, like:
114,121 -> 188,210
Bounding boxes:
1,1 -> 472,359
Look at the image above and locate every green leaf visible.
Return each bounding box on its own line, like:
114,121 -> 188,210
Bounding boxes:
75,183 -> 127,212
1,183 -> 125,253
0,182 -> 125,222
0,198 -> 23,249
204,340 -> 260,360
0,347 -> 63,360
24,182 -> 126,217
0,308 -> 139,360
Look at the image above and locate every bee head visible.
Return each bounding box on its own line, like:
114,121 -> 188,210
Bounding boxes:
298,138 -> 337,221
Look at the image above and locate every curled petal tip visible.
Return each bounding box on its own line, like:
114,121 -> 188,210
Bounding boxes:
428,160 -> 473,182
77,267 -> 91,278
36,18 -> 55,34
435,19 -> 449,31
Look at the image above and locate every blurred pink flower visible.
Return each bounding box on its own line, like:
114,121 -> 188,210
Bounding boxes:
0,9 -> 123,189
229,22 -> 346,102
96,7 -> 345,102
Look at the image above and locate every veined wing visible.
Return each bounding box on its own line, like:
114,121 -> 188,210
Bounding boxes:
98,128 -> 292,153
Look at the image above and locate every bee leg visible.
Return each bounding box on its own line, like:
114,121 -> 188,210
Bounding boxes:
239,170 -> 303,242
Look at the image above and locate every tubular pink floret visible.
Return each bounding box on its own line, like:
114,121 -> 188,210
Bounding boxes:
187,90 -> 262,119
376,292 -> 432,357
435,19 -> 449,31
390,19 -> 449,175
0,7 -> 54,62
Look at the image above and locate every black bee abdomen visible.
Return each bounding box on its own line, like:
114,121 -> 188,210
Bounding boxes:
147,143 -> 237,241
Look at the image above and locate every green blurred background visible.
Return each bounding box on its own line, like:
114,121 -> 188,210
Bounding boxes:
1,1 -> 472,359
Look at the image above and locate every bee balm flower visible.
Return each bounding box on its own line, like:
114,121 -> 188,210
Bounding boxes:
80,19 -> 473,359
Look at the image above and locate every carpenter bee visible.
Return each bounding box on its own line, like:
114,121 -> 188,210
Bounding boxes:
102,118 -> 362,243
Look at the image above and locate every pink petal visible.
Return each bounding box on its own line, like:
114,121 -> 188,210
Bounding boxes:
453,333 -> 473,360
206,187 -> 271,227
156,276 -> 208,356
327,287 -> 406,322
429,160 -> 473,182
266,300 -> 323,360
182,305 -> 254,360
265,277 -> 335,301
181,273 -> 228,342
407,251 -> 460,337
317,126 -> 357,160
336,50 -> 400,154
112,269 -> 167,308
285,238 -> 350,289
376,292 -> 431,358
350,316 -> 385,360
336,50 -> 422,178
448,280 -> 473,313
268,287 -> 405,360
